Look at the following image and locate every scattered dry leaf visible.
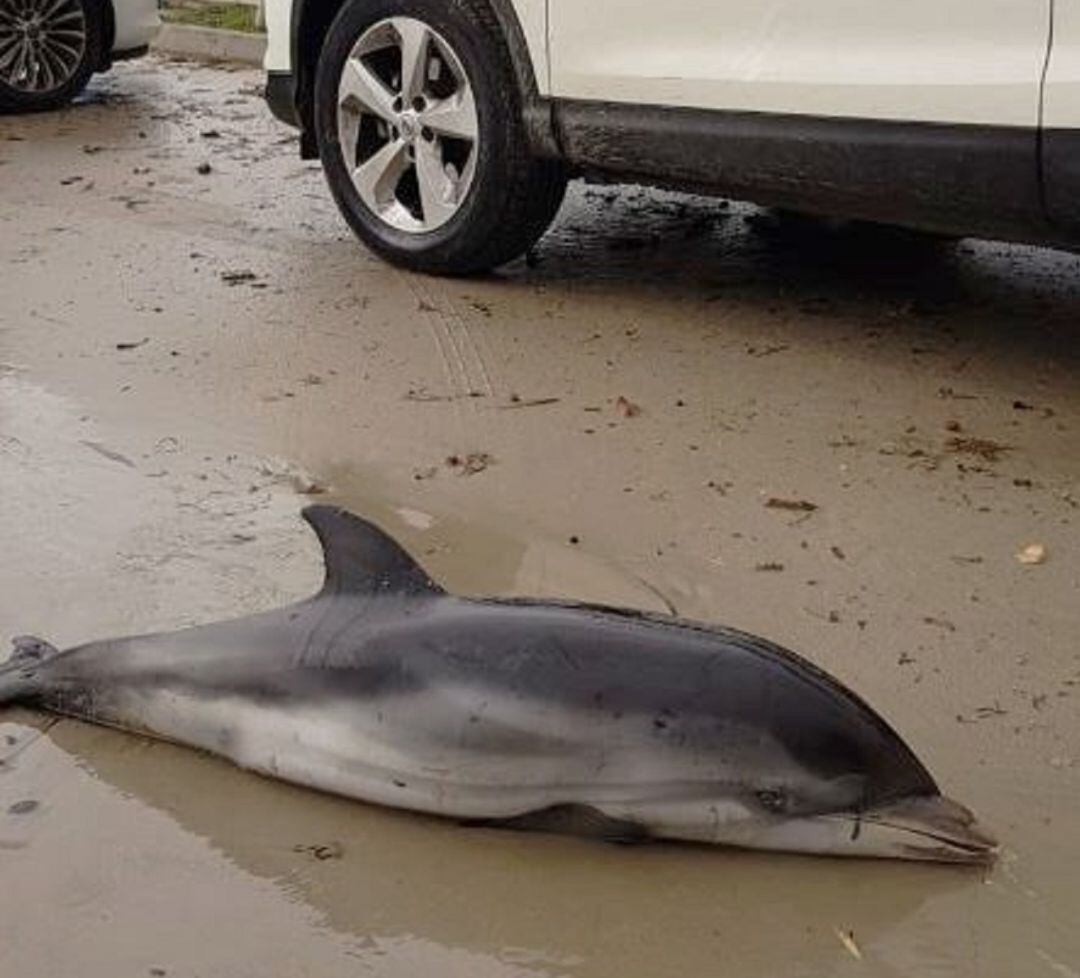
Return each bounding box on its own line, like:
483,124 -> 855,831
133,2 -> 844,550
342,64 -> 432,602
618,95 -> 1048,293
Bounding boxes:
405,388 -> 485,403
220,269 -> 257,285
937,386 -> 980,401
292,842 -> 343,861
765,497 -> 818,513
923,615 -> 957,632
405,387 -> 450,402
1017,543 -> 1047,565
80,440 -> 135,469
500,396 -> 561,409
615,396 -> 642,418
446,452 -> 493,476
835,929 -> 862,961
945,436 -> 1011,462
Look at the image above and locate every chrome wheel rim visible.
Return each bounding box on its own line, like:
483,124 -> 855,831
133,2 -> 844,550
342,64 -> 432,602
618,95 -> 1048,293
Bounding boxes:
337,16 -> 479,234
0,0 -> 87,94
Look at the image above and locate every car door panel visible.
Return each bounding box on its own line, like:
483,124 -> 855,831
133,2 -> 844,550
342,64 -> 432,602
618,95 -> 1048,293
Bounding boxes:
549,0 -> 1049,126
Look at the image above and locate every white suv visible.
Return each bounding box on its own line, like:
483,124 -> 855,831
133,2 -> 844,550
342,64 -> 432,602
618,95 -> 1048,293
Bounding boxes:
264,0 -> 1080,274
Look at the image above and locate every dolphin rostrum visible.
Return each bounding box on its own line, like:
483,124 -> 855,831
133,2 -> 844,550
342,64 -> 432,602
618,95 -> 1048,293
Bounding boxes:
1,506 -> 995,862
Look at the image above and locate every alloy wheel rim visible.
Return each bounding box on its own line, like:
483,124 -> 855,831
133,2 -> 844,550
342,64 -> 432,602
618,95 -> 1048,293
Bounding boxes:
0,0 -> 87,94
337,16 -> 479,234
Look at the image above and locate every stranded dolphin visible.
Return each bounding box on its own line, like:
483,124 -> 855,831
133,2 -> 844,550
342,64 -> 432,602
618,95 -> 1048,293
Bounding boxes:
1,505 -> 995,862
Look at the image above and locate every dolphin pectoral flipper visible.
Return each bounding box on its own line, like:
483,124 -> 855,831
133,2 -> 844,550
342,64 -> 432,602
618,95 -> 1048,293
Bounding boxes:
302,505 -> 444,598
462,804 -> 651,844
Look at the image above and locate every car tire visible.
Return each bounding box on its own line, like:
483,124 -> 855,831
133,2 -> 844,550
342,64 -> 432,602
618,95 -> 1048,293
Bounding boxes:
0,0 -> 103,113
314,0 -> 567,275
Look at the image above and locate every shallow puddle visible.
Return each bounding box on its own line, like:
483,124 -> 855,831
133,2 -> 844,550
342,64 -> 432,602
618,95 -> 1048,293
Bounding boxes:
1,710 -> 994,978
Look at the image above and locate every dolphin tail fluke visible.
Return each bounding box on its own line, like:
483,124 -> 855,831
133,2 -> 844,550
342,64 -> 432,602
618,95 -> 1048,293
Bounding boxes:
10,636 -> 59,663
0,636 -> 57,704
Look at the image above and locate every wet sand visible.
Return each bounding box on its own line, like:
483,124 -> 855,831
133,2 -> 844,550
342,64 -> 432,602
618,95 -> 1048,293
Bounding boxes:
1,57 -> 1078,978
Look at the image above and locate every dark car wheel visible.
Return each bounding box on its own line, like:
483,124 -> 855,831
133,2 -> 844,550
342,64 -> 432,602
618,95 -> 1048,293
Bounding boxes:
314,0 -> 567,275
0,0 -> 102,113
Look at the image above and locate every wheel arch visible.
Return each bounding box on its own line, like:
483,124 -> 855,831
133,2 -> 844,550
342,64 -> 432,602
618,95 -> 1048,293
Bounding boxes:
291,0 -> 554,158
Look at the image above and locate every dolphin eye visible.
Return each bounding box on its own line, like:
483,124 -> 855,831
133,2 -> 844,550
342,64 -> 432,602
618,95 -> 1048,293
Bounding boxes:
755,789 -> 788,814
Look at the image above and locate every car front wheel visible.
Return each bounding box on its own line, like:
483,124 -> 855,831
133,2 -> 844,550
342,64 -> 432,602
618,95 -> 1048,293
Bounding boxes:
314,0 -> 567,275
0,0 -> 102,113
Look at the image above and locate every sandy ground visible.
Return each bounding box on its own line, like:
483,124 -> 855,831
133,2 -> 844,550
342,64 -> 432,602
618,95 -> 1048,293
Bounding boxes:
1,57 -> 1078,978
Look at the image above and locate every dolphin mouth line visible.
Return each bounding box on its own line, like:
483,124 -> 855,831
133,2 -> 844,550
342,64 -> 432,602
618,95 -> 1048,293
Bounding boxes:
826,799 -> 999,864
868,819 -> 997,859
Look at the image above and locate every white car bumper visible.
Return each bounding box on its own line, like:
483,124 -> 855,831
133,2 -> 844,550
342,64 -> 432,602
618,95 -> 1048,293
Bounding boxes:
111,0 -> 161,54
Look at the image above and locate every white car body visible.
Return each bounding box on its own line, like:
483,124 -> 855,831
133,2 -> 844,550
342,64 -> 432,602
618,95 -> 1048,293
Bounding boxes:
1046,2 -> 1080,127
263,0 -> 1080,259
264,0 -> 1078,127
111,0 -> 161,56
550,0 -> 1046,126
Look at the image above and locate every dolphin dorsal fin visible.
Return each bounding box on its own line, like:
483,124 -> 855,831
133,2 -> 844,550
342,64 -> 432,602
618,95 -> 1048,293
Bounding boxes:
302,505 -> 444,597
